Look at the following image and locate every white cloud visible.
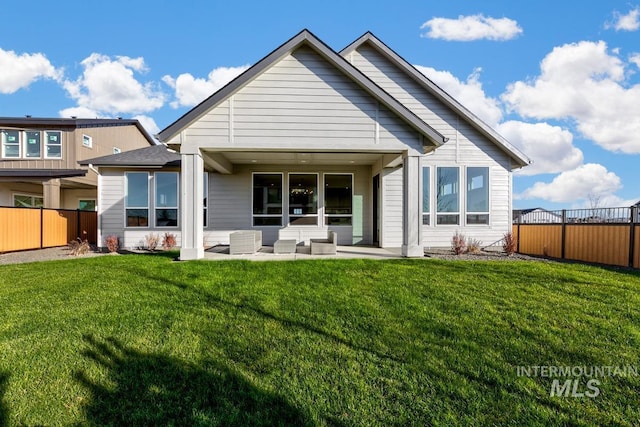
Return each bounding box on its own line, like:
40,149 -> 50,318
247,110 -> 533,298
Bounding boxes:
630,53 -> 640,68
502,41 -> 640,153
420,14 -> 522,41
415,66 -> 502,127
63,53 -> 164,115
497,121 -> 583,176
605,7 -> 640,31
58,106 -> 100,119
133,115 -> 160,136
516,163 -> 622,203
163,65 -> 249,108
0,48 -> 61,94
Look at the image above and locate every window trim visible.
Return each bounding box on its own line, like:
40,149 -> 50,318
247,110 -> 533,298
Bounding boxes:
154,172 -> 179,228
125,172 -> 150,228
288,172 -> 319,226
2,130 -> 21,159
422,166 -> 431,227
82,134 -> 93,148
252,172 -> 283,227
465,166 -> 491,226
13,193 -> 44,208
435,166 -> 461,226
203,172 -> 209,228
44,131 -> 62,159
323,172 -> 353,226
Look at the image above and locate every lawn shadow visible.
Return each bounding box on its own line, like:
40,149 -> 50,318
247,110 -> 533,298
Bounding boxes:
0,371 -> 8,427
75,334 -> 310,426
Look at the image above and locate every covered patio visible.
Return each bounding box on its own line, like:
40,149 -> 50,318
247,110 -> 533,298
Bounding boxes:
204,243 -> 405,261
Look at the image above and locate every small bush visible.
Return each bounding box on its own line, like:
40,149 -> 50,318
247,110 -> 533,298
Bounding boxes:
145,233 -> 160,251
68,238 -> 90,256
451,231 -> 467,255
467,238 -> 482,254
503,231 -> 516,255
162,232 -> 177,250
104,235 -> 119,253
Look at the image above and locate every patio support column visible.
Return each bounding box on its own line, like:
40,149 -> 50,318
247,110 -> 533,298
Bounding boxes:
180,152 -> 204,260
401,154 -> 423,257
43,178 -> 61,209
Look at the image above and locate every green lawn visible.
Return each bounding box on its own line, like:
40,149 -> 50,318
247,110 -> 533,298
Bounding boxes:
0,254 -> 639,426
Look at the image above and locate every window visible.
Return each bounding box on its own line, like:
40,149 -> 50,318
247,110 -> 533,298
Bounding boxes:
13,194 -> 43,208
155,172 -> 178,227
466,167 -> 489,225
79,200 -> 96,211
324,174 -> 352,225
125,172 -> 149,227
422,167 -> 430,225
24,131 -> 41,158
2,130 -> 20,158
289,173 -> 318,225
253,173 -> 282,226
436,167 -> 459,225
82,134 -> 92,148
203,172 -> 208,227
45,131 -> 62,158
113,147 -> 121,154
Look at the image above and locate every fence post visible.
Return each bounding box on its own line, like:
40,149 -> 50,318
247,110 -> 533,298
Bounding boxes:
630,206 -> 637,267
561,209 -> 567,260
40,207 -> 44,249
77,209 -> 82,241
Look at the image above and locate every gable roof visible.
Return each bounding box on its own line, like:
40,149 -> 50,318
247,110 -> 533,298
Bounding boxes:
79,144 -> 180,168
340,32 -> 531,168
158,29 -> 447,148
0,117 -> 157,146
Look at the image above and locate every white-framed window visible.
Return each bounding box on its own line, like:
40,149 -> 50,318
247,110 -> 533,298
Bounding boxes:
466,167 -> 490,225
289,173 -> 318,226
2,130 -> 21,158
125,172 -> 149,227
24,131 -> 41,158
45,131 -> 62,158
82,134 -> 93,148
113,147 -> 121,154
13,193 -> 44,208
324,173 -> 353,225
252,173 -> 283,226
203,172 -> 209,228
154,172 -> 179,227
422,167 -> 430,226
79,199 -> 96,211
436,166 -> 460,225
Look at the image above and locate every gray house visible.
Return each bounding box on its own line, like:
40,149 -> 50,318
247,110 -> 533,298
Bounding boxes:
83,30 -> 529,259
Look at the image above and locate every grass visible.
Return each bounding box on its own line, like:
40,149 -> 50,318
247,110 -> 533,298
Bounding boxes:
0,254 -> 639,426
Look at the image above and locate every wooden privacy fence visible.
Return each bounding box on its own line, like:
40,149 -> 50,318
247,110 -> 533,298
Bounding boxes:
0,206 -> 97,253
513,206 -> 640,268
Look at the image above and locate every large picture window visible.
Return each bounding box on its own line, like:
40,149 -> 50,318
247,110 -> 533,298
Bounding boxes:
436,166 -> 459,225
324,174 -> 352,225
155,172 -> 178,227
253,173 -> 282,226
125,172 -> 149,227
13,194 -> 43,208
289,173 -> 318,225
466,167 -> 489,225
45,131 -> 62,158
25,131 -> 41,158
2,130 -> 20,158
422,167 -> 430,225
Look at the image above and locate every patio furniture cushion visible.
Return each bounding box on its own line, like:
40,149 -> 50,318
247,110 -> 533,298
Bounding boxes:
229,230 -> 262,254
310,231 -> 337,255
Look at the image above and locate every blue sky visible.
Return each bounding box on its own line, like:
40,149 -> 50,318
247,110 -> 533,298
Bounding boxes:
1,0 -> 639,209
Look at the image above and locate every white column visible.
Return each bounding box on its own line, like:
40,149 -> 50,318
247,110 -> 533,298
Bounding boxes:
401,154 -> 424,257
180,152 -> 204,260
43,178 -> 61,209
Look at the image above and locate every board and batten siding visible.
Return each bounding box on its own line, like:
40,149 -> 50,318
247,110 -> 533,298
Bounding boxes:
204,164 -> 372,247
349,44 -> 514,247
183,45 -> 423,154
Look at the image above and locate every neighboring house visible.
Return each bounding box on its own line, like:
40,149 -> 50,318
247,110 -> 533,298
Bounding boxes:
83,30 -> 530,259
513,208 -> 562,224
0,117 -> 156,210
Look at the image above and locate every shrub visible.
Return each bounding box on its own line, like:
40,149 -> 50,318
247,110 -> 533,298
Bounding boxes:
104,235 -> 119,253
145,233 -> 160,251
503,231 -> 516,256
68,238 -> 90,256
162,232 -> 177,250
467,238 -> 482,254
451,231 -> 467,255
